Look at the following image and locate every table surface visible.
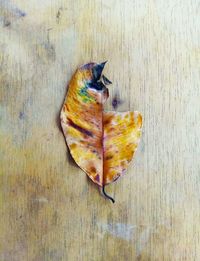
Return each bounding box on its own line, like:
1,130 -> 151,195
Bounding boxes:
0,0 -> 200,260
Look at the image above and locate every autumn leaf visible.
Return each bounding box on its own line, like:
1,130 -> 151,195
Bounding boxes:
60,62 -> 142,203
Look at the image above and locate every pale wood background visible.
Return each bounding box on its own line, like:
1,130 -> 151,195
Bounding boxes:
0,0 -> 200,260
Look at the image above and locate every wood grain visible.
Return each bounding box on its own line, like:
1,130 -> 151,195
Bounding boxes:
0,0 -> 200,260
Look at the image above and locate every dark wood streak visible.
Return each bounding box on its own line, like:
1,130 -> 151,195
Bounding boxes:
112,94 -> 123,109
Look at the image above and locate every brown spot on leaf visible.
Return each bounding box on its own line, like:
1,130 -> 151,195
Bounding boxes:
70,143 -> 77,149
95,174 -> 100,182
104,115 -> 113,126
90,166 -> 96,173
105,155 -> 113,160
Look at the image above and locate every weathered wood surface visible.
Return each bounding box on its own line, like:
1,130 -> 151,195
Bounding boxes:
0,0 -> 200,260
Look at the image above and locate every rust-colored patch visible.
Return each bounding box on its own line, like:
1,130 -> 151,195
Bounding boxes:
89,166 -> 96,174
105,155 -> 113,160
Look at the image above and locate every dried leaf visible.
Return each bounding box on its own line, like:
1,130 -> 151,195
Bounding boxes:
60,62 -> 142,202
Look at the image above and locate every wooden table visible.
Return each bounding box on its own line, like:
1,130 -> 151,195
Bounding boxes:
0,0 -> 199,260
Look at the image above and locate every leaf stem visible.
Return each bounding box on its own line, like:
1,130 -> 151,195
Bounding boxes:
102,185 -> 115,203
